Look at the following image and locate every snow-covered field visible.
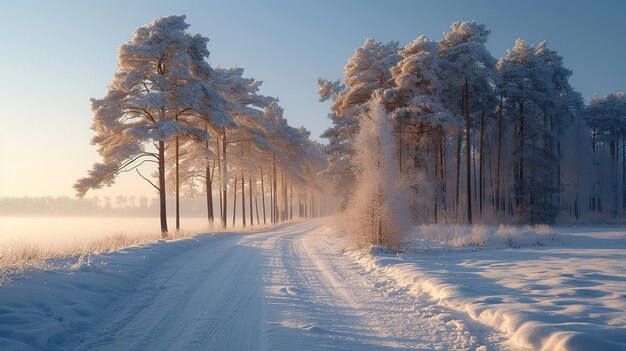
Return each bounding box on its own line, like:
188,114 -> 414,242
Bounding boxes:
351,225 -> 626,351
0,220 -> 624,350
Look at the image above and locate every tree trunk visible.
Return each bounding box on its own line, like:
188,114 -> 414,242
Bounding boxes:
241,173 -> 246,228
260,167 -> 266,224
455,133 -> 461,222
232,173 -> 237,227
206,128 -> 214,226
440,127 -> 447,213
158,140 -> 168,237
496,94 -> 503,213
434,129 -> 439,223
249,177 -> 254,225
273,154 -> 278,224
217,134 -> 223,225
479,109 -> 485,217
289,183 -> 293,220
282,176 -> 287,222
305,192 -> 308,218
575,115 -> 580,220
175,133 -> 180,231
398,124 -> 403,173
612,134 -> 618,219
519,100 -> 525,218
221,128 -> 228,228
206,162 -> 213,226
623,135 -> 625,214
464,79 -> 472,224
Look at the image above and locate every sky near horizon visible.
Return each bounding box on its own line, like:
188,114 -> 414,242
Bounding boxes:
0,0 -> 625,199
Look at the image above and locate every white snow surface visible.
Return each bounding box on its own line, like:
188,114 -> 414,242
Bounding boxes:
352,226 -> 626,351
0,221 -> 624,351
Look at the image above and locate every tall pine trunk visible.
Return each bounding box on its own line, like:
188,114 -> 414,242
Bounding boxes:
241,173 -> 246,228
464,79 -> 472,224
249,177 -> 254,225
455,133 -> 461,222
496,94 -> 503,213
206,129 -> 214,226
222,128 -> 228,228
440,127 -> 447,213
479,110 -> 485,217
175,132 -> 180,231
623,135 -> 625,214
260,167 -> 266,224
158,140 -> 168,237
282,176 -> 287,222
434,129 -> 439,223
232,173 -> 237,227
217,135 -> 223,225
518,101 -> 525,218
270,174 -> 273,223
206,162 -> 213,225
273,154 -> 278,224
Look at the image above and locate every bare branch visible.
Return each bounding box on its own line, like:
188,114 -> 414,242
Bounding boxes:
136,169 -> 160,191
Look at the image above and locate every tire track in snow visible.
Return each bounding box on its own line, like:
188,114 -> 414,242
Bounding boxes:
65,233 -> 264,351
59,220 -> 506,350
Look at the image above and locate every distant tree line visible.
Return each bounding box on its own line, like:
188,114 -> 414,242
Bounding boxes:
319,20 -> 626,240
0,196 -> 251,217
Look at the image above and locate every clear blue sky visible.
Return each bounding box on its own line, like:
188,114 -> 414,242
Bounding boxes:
1,0 -> 625,198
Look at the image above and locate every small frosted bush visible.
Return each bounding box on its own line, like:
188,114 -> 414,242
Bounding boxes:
418,224 -> 487,247
495,224 -> 559,247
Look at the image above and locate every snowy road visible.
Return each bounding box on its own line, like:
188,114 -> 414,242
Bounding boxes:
48,220 -> 501,351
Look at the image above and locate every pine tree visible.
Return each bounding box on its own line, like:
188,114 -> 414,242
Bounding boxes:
74,15 -> 233,235
318,38 -> 400,208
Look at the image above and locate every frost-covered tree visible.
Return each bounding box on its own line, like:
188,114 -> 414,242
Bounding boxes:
171,65 -> 275,228
343,95 -> 410,248
385,35 -> 453,222
439,21 -> 496,224
318,38 -> 400,208
496,39 -> 568,223
585,92 -> 626,218
533,41 -> 584,219
74,15 -> 233,235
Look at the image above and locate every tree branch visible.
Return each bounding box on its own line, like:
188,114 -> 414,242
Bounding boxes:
136,169 -> 160,191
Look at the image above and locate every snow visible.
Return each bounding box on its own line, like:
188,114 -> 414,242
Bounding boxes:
0,221 -> 624,350
0,221 -> 497,350
350,225 -> 626,351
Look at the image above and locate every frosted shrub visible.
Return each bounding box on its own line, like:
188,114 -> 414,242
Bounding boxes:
342,96 -> 410,249
464,225 -> 488,246
495,224 -> 520,247
534,224 -> 552,234
495,224 -> 559,247
417,225 -> 487,247
419,224 -> 455,242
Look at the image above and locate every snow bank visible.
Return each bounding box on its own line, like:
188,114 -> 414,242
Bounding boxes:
350,227 -> 626,351
0,234 -> 222,350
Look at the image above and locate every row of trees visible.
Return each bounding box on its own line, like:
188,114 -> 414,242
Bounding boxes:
319,21 -> 626,232
75,16 -> 327,236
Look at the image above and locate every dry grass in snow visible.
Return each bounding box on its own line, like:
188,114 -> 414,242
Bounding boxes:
0,222 -> 278,286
